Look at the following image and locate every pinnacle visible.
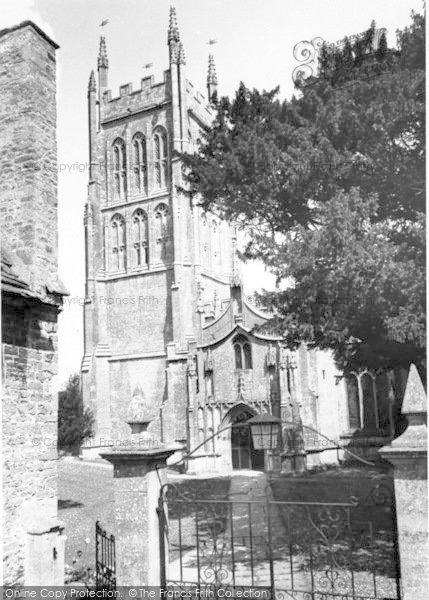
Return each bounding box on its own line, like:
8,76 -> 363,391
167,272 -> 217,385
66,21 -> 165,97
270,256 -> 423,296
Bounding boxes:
168,6 -> 180,43
170,44 -> 178,64
207,53 -> 218,85
178,42 -> 186,65
98,35 -> 109,69
88,70 -> 96,93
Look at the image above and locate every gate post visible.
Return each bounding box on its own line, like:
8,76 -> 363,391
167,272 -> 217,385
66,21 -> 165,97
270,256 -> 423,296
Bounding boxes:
101,445 -> 180,586
379,364 -> 427,600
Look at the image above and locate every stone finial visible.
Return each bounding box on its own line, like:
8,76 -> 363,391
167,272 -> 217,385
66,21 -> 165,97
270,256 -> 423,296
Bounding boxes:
98,35 -> 109,69
168,6 -> 180,44
402,364 -> 426,415
177,42 -> 186,65
127,386 -> 156,425
88,70 -> 96,93
386,364 -> 427,451
207,53 -> 218,85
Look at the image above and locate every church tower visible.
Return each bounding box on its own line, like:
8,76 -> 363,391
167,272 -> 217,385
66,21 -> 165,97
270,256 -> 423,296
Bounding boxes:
81,8 -> 235,454
82,8 -> 360,474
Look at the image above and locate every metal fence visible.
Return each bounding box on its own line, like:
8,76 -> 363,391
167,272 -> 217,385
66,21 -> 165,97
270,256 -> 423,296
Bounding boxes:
95,521 -> 116,591
158,481 -> 401,600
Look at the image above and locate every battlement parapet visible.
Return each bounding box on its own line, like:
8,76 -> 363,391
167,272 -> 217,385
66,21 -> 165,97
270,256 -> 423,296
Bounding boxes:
101,70 -> 171,121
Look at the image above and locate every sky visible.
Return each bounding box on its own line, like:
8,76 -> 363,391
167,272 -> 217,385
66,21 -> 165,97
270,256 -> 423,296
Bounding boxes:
2,0 -> 423,386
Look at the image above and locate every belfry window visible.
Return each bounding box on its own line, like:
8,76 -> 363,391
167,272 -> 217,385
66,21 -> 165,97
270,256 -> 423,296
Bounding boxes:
132,134 -> 147,194
153,128 -> 168,189
154,202 -> 172,263
132,208 -> 148,267
112,138 -> 127,199
233,335 -> 252,370
111,213 -> 126,271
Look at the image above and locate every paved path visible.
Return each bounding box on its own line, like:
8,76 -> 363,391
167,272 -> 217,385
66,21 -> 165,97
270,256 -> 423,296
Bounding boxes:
167,470 -> 299,589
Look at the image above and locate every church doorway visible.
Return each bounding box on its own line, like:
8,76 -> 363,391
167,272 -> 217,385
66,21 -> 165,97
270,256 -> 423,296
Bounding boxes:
230,409 -> 264,471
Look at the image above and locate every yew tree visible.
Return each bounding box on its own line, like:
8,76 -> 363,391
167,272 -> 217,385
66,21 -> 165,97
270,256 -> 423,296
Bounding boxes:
182,13 -> 425,374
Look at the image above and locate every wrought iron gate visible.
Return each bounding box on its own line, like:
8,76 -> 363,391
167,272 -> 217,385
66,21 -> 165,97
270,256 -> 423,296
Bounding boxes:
158,481 -> 401,600
95,521 -> 116,590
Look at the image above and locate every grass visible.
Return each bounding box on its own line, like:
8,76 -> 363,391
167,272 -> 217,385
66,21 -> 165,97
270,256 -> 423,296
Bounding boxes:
58,458 -> 114,568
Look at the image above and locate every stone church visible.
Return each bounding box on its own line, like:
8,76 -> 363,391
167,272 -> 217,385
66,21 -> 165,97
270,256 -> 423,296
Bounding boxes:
82,7 -> 404,472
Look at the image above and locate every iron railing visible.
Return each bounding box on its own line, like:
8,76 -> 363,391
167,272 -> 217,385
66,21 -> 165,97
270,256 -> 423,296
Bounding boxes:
159,481 -> 401,600
95,521 -> 116,591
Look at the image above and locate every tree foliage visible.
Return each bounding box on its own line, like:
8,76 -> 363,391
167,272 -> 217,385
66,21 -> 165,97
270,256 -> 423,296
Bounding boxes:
261,190 -> 425,372
58,374 -> 94,453
182,12 -> 425,373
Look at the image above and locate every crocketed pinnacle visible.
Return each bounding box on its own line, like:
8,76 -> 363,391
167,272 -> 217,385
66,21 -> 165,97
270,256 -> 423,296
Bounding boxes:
98,35 -> 109,69
88,70 -> 96,93
168,6 -> 180,43
178,42 -> 186,65
207,53 -> 218,85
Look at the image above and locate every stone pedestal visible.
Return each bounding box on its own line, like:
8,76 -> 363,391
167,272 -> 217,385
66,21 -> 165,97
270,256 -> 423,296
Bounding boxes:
379,364 -> 427,600
101,445 -> 180,586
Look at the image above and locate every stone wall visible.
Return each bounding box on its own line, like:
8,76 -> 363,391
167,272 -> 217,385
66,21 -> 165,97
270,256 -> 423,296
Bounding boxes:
2,297 -> 60,585
0,22 -> 59,300
0,21 -> 65,585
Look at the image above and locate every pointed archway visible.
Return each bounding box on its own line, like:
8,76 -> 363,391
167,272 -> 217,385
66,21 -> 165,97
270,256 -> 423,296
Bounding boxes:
221,404 -> 265,471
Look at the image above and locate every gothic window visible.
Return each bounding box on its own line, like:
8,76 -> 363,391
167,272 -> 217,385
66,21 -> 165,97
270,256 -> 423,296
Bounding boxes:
154,202 -> 172,263
346,371 -> 380,431
132,133 -> 147,194
132,208 -> 148,268
112,138 -> 127,200
233,335 -> 252,370
110,213 -> 126,271
153,127 -> 168,189
346,374 -> 361,429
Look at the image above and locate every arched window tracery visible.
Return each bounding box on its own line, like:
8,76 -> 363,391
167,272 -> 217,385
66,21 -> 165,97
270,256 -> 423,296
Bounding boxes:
154,202 -> 172,263
345,371 -> 381,431
131,208 -> 148,267
112,138 -> 126,199
233,335 -> 252,370
132,133 -> 147,194
110,213 -> 126,271
153,128 -> 168,189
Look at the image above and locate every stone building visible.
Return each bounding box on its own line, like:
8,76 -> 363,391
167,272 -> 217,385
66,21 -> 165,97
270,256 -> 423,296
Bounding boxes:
82,8 -> 404,472
0,21 -> 66,585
